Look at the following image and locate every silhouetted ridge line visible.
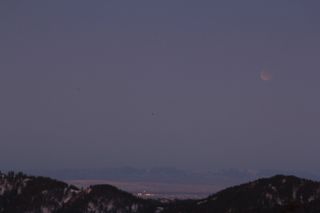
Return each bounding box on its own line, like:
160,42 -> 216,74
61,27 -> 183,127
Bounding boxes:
1,171 -> 320,212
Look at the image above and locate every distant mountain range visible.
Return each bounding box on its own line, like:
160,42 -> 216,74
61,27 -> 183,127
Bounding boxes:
20,167 -> 320,185
1,171 -> 320,212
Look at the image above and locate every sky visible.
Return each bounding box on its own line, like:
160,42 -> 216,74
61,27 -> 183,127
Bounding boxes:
0,1 -> 320,172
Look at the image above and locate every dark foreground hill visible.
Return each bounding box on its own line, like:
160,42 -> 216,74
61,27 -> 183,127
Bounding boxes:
1,171 -> 320,213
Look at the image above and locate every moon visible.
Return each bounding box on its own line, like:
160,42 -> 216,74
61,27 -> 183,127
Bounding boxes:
260,70 -> 272,81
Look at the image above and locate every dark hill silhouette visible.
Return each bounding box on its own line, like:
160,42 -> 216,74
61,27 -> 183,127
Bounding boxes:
169,175 -> 320,213
1,171 -> 320,212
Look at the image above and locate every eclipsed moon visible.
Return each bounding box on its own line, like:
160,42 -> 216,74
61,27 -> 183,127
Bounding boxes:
260,70 -> 272,81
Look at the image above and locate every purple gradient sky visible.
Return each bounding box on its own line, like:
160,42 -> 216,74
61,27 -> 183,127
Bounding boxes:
0,1 -> 320,171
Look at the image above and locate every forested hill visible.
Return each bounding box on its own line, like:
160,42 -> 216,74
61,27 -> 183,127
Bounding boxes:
1,171 -> 320,213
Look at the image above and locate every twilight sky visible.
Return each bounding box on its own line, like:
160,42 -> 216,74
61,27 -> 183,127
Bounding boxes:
1,1 -> 320,171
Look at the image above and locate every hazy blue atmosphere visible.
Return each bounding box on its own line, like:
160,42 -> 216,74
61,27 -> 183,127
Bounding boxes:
1,1 -> 320,172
